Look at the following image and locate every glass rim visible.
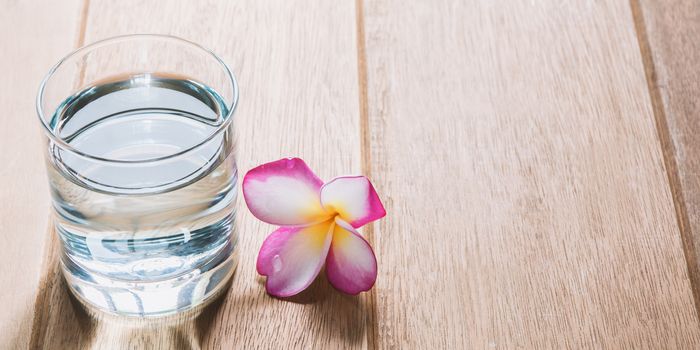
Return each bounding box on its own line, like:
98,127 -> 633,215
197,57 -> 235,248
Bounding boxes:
35,34 -> 239,164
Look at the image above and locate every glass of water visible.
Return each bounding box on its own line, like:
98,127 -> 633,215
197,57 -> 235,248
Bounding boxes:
36,35 -> 239,317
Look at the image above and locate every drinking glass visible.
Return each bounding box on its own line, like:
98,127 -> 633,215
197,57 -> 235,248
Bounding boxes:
36,35 -> 239,317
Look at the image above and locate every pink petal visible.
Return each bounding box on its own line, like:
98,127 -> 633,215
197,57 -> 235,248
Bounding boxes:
325,217 -> 377,295
320,176 -> 386,228
243,158 -> 330,226
257,220 -> 334,297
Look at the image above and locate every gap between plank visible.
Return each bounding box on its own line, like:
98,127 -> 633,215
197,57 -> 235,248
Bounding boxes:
354,0 -> 379,348
76,0 -> 91,87
629,0 -> 700,322
76,0 -> 90,48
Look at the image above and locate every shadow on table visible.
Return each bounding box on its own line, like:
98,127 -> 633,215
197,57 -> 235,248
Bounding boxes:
30,262 -> 370,349
27,270 -> 239,350
30,270 -> 370,349
27,231 -> 371,349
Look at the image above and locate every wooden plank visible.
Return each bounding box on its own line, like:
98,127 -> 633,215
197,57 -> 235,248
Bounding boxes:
362,0 -> 700,348
0,1 -> 83,349
29,0 -> 370,349
633,0 -> 700,319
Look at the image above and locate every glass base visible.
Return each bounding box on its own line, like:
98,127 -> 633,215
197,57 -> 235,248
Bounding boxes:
61,252 -> 237,317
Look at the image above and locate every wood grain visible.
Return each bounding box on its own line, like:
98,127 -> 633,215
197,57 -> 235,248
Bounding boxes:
29,0 -> 371,349
11,0 -> 700,348
362,0 -> 700,348
633,0 -> 700,318
0,1 -> 83,349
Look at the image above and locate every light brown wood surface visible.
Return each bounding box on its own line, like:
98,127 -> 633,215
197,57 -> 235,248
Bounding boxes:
0,1 -> 83,349
3,0 -> 700,349
634,0 -> 700,315
363,0 -> 700,347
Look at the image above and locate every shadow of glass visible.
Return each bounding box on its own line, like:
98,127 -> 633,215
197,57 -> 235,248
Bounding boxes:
30,271 -> 233,350
31,258 -> 373,349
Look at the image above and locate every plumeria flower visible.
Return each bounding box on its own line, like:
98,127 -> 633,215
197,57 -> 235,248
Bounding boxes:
243,158 -> 386,297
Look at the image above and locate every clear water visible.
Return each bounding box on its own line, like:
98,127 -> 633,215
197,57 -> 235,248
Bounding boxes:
46,75 -> 237,316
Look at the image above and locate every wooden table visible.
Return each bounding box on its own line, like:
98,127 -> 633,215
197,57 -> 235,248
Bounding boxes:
3,0 -> 700,348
